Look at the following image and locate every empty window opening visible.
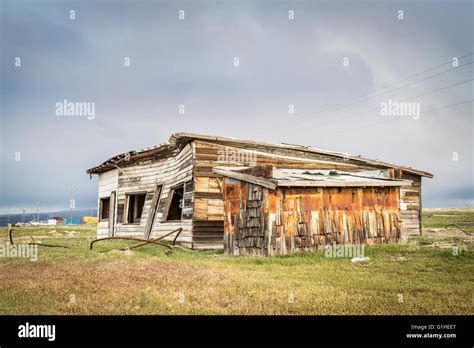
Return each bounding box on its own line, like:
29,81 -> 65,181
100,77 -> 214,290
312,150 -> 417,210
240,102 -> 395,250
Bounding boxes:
165,185 -> 184,221
127,193 -> 146,223
100,197 -> 110,221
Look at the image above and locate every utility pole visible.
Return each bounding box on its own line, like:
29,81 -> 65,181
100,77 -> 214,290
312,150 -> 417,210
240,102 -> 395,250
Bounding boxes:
22,206 -> 26,223
68,185 -> 75,225
36,201 -> 40,222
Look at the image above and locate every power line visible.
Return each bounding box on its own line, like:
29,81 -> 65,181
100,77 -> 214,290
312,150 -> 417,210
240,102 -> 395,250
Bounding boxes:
316,78 -> 474,129
284,60 -> 474,130
325,52 -> 474,108
337,98 -> 474,134
268,52 -> 474,132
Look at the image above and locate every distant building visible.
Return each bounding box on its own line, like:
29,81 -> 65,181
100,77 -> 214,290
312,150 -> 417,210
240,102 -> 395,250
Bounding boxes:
57,217 -> 80,225
82,216 -> 98,224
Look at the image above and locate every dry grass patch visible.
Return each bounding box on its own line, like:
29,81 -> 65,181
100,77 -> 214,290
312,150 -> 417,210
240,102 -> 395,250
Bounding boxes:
0,220 -> 473,315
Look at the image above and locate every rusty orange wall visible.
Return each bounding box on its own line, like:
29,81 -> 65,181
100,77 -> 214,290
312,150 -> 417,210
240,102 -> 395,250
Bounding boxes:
275,186 -> 400,235
223,179 -> 244,235
224,182 -> 402,256
271,187 -> 401,248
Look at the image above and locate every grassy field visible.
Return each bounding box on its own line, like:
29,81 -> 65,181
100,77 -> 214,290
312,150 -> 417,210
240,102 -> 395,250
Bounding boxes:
0,209 -> 473,315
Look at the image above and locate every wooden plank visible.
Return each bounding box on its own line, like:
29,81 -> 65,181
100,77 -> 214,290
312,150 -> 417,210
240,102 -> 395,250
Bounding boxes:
143,184 -> 163,239
193,198 -> 209,220
193,192 -> 223,199
188,136 -> 433,177
193,220 -> 225,227
108,191 -> 116,237
213,168 -> 277,190
193,220 -> 224,244
160,189 -> 174,222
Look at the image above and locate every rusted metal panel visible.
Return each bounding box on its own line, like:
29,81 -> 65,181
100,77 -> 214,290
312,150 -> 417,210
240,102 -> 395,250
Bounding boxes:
223,182 -> 241,235
223,182 -> 402,255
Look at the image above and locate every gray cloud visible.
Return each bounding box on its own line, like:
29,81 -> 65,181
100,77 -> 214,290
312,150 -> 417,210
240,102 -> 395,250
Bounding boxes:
1,0 -> 472,212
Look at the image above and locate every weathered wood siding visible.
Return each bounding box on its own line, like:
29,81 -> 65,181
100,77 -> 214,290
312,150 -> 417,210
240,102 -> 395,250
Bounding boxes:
194,140 -> 377,173
400,173 -> 422,237
94,138 -> 425,250
97,169 -> 119,238
192,142 -> 225,249
97,144 -> 194,246
224,180 -> 402,256
193,140 -> 379,249
192,175 -> 225,249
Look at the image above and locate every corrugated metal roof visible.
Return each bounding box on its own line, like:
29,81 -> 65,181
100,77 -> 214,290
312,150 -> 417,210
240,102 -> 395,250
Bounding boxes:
274,169 -> 413,186
213,168 -> 413,188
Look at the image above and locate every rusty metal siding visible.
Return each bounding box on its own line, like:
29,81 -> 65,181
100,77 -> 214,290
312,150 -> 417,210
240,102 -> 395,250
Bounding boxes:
224,182 -> 402,256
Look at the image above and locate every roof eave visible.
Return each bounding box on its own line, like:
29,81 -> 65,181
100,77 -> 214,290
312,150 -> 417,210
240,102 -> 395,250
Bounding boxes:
86,132 -> 434,178
170,132 -> 434,178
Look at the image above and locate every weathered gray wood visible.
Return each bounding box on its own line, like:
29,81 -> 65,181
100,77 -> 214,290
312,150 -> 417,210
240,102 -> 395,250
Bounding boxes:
161,189 -> 174,223
108,191 -> 116,237
143,184 -> 163,239
213,169 -> 277,190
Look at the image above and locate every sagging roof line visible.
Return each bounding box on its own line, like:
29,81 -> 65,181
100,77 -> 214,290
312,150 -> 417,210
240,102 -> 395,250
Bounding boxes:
86,132 -> 433,178
171,133 -> 433,177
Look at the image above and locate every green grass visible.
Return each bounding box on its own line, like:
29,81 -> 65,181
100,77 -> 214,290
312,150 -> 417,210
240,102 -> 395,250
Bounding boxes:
423,208 -> 474,233
0,211 -> 473,315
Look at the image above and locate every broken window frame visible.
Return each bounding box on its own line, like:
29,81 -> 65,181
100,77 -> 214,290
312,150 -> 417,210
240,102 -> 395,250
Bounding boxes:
99,197 -> 111,221
162,183 -> 186,222
125,192 -> 147,224
144,184 -> 164,239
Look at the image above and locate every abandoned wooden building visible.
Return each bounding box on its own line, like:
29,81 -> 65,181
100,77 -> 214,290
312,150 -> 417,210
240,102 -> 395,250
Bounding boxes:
86,132 -> 433,255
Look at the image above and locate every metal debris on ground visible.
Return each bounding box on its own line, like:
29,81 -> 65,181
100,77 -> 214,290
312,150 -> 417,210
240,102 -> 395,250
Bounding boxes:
444,224 -> 473,236
27,242 -> 70,249
89,228 -> 183,254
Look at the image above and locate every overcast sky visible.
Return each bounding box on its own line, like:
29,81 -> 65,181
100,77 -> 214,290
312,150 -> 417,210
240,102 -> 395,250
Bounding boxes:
1,0 -> 473,213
